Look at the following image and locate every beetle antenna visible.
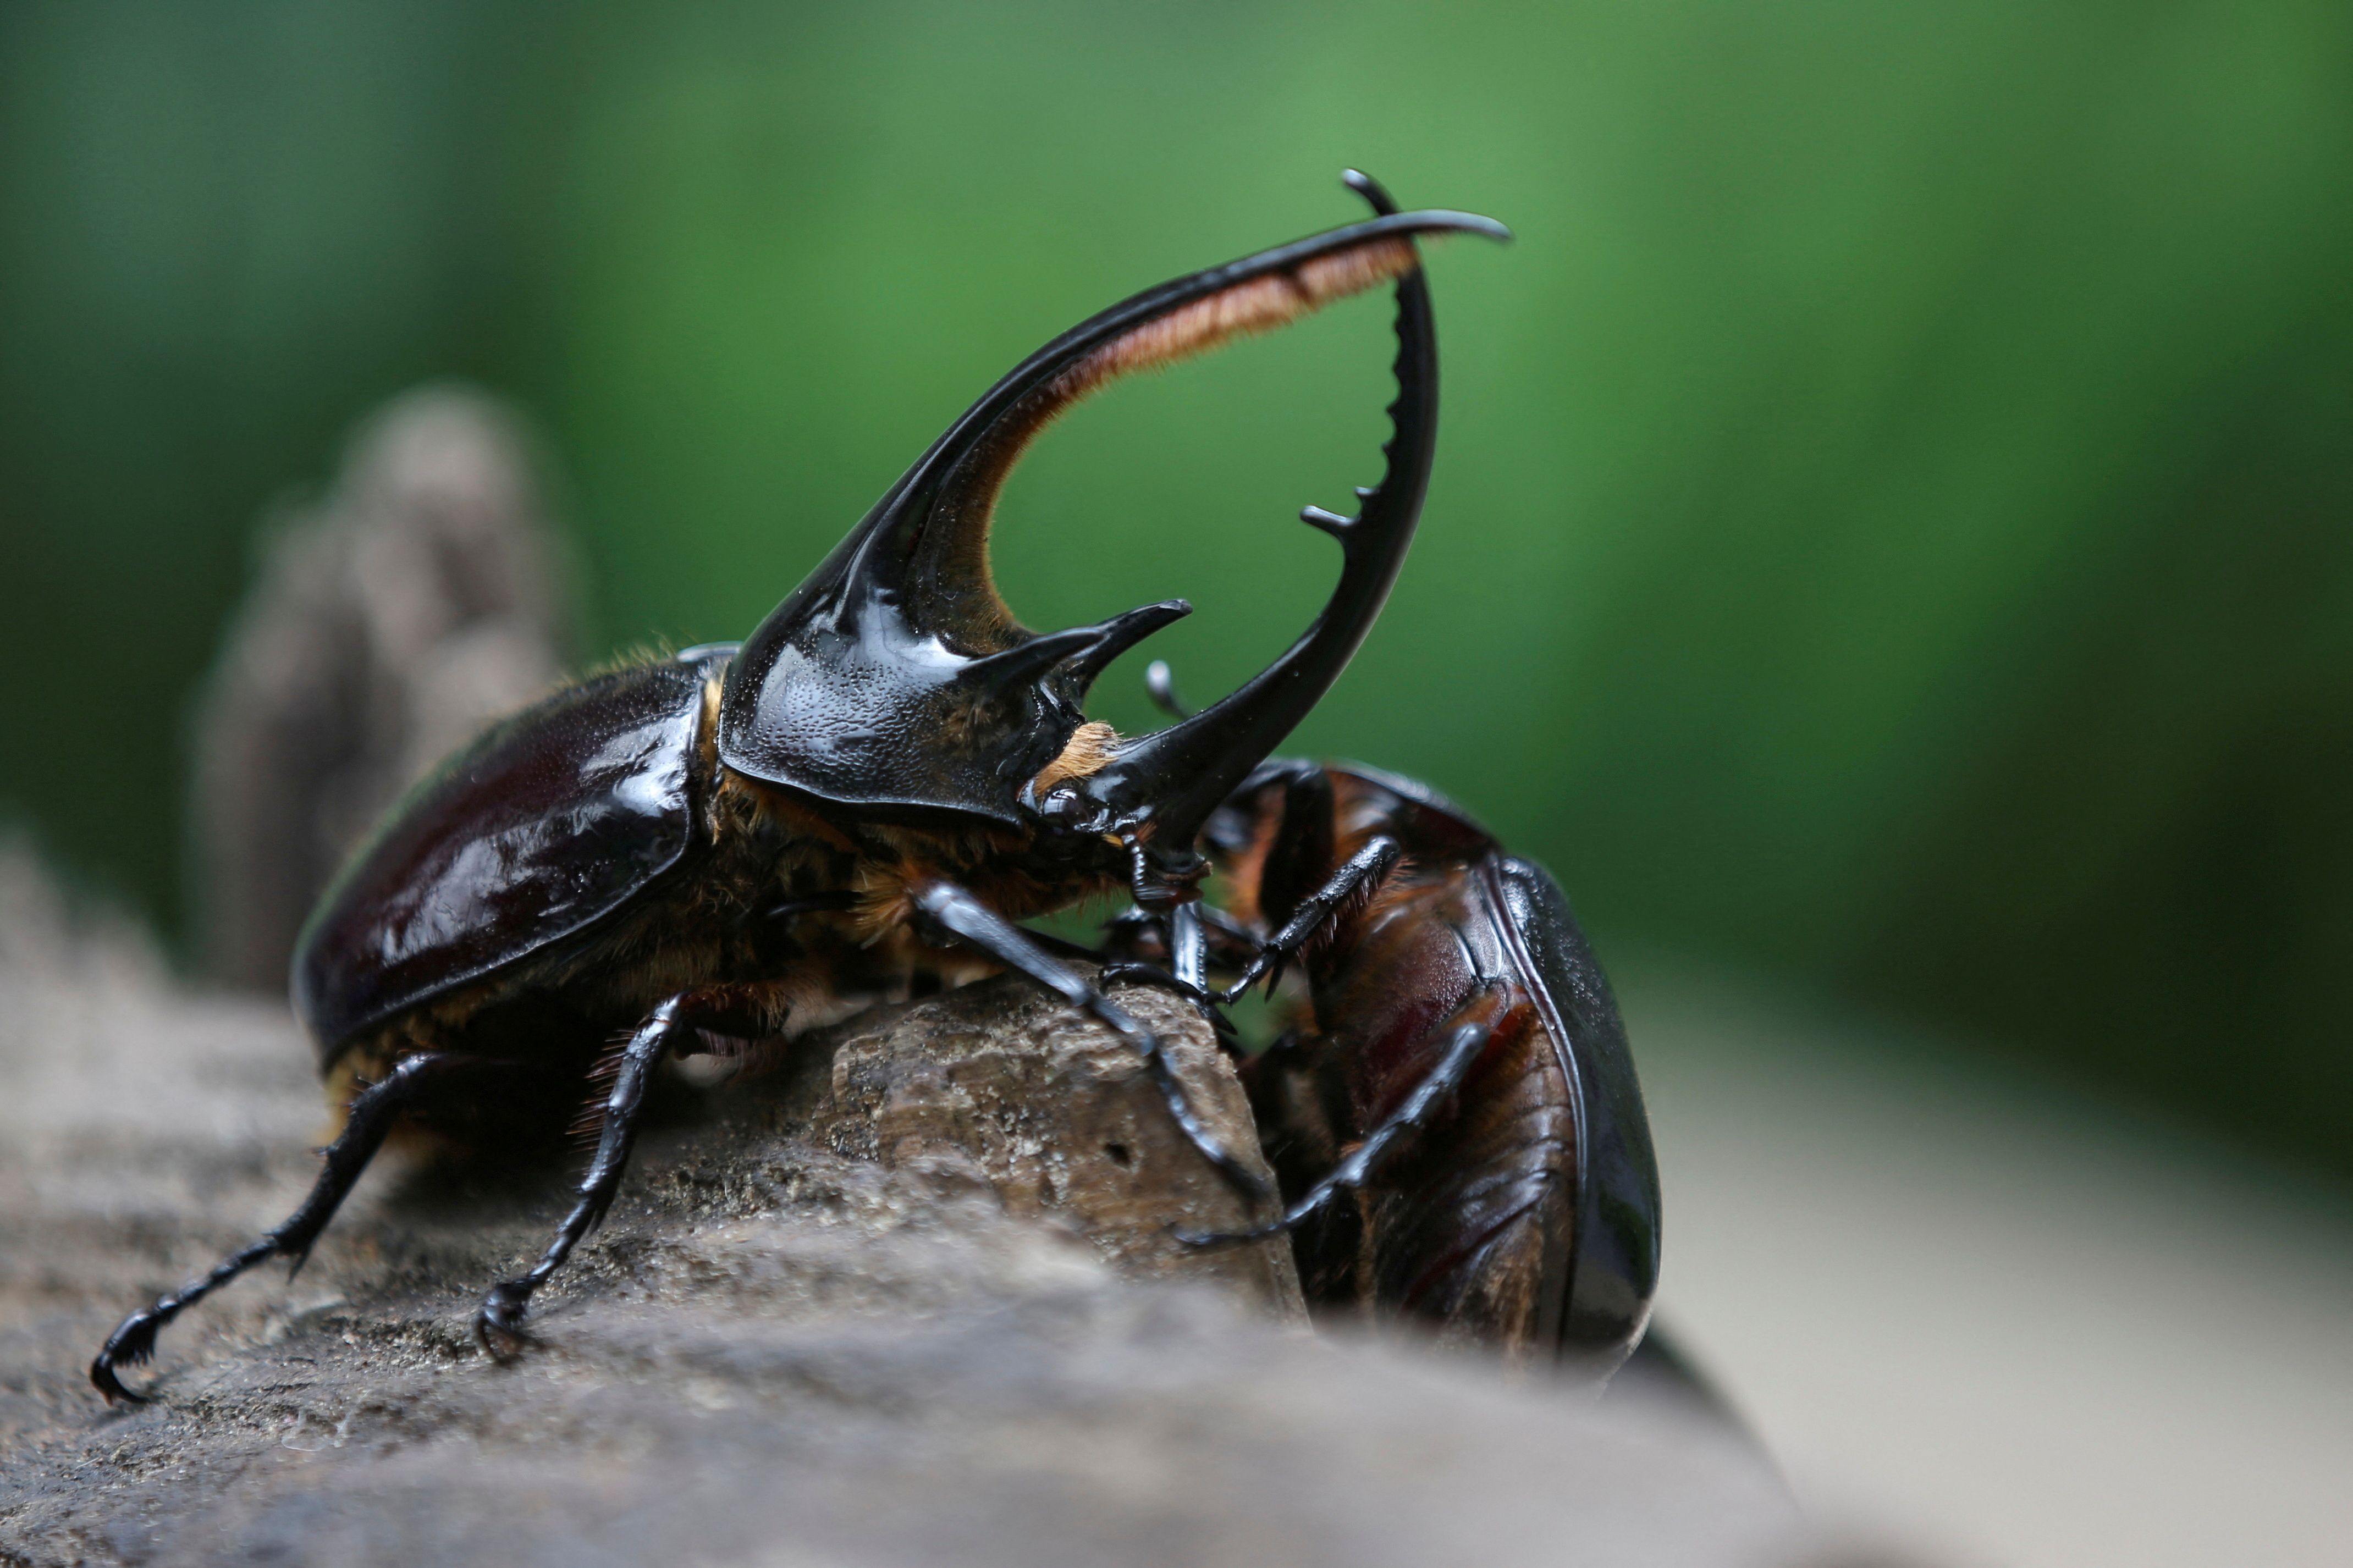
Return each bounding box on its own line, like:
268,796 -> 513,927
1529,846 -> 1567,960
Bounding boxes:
1144,660 -> 1194,720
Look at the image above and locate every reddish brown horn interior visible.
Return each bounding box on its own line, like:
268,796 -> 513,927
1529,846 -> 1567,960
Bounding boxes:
922,234 -> 1424,641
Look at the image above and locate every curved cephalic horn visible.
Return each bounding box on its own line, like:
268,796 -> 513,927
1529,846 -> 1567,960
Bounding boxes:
1072,172 -> 1502,861
719,174 -> 1509,825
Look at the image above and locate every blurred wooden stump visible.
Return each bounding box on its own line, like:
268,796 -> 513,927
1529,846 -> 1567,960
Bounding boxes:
190,385 -> 572,990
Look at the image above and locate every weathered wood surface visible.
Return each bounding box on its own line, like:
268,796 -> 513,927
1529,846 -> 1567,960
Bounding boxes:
0,851 -> 1812,1567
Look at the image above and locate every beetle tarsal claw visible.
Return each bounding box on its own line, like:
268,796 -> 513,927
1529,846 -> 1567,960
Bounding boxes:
89,1317 -> 162,1406
475,1281 -> 539,1360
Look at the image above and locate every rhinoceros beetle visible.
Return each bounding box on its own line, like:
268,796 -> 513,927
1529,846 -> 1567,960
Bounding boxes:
93,173 -> 1657,1403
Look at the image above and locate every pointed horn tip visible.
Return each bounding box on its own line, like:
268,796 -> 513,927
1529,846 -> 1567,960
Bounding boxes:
1395,210 -> 1514,246
1101,598 -> 1193,644
1340,170 -> 1512,245
1050,598 -> 1193,688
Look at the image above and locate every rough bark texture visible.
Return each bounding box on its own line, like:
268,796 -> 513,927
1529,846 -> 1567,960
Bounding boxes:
0,847 -> 1819,1567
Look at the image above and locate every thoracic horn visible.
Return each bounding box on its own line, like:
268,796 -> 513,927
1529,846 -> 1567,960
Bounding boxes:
718,173 -> 1508,826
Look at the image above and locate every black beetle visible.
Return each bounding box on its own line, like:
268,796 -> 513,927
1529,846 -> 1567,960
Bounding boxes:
93,173 -> 1655,1403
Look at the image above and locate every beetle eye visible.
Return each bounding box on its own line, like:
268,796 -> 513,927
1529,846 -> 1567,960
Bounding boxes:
1040,787 -> 1083,824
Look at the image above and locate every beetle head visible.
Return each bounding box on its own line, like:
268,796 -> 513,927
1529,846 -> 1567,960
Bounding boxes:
719,174 -> 1507,862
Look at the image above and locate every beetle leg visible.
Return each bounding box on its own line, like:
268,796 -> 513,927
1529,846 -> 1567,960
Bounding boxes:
91,1051 -> 525,1405
1098,903 -> 1258,971
910,880 -> 1269,1199
1095,962 -> 1214,1008
1095,960 -> 1247,1057
1167,901 -> 1208,991
1176,990 -> 1498,1247
475,987 -> 768,1356
1214,834 -> 1402,1004
1097,903 -> 1247,1054
1197,903 -> 1265,963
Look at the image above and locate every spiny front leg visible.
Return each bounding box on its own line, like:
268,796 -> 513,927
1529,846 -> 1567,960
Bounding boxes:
475,985 -> 775,1356
1215,833 -> 1401,1004
910,879 -> 1269,1200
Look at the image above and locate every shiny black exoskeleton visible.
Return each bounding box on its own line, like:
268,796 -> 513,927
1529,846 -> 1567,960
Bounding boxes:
93,174 -> 1651,1405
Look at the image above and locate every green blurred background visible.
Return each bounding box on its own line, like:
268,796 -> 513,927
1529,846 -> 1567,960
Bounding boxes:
3,0 -> 2348,1177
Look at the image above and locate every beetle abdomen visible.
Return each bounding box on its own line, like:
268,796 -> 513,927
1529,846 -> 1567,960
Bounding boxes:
291,647 -> 733,1059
